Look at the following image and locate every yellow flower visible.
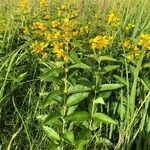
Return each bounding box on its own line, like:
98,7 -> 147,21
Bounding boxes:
80,26 -> 89,35
21,0 -> 29,11
54,31 -> 61,39
52,20 -> 61,28
53,42 -> 68,62
63,55 -> 69,62
138,34 -> 150,50
31,41 -> 45,54
108,13 -> 120,27
23,26 -> 29,34
32,22 -> 47,31
125,23 -> 135,32
46,33 -> 53,42
123,40 -> 133,49
127,54 -> 134,61
53,42 -> 64,57
40,0 -> 47,7
89,35 -> 112,50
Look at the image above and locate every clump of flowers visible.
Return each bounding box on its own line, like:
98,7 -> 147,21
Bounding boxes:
52,42 -> 69,62
123,40 -> 133,49
40,0 -> 47,8
30,41 -> 46,55
32,22 -> 47,31
138,34 -> 150,50
20,0 -> 29,11
125,23 -> 135,32
108,12 -> 120,27
89,35 -> 113,50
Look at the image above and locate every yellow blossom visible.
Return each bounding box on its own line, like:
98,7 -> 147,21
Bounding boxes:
125,23 -> 135,32
31,41 -> 45,54
80,26 -> 89,35
138,34 -> 150,50
46,33 -> 53,42
54,31 -> 61,39
40,0 -> 47,7
23,26 -> 29,34
52,20 -> 61,28
89,35 -> 112,50
21,0 -> 29,11
108,13 -> 120,27
123,40 -> 133,49
32,22 -> 47,31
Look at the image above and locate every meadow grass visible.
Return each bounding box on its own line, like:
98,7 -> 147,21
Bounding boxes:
0,0 -> 150,150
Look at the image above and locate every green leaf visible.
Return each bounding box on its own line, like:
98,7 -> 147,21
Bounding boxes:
68,84 -> 91,94
42,126 -> 60,141
96,137 -> 113,146
99,84 -> 124,91
92,113 -> 117,125
44,113 -> 61,127
76,140 -> 87,150
94,97 -> 105,105
70,50 -> 81,63
64,131 -> 74,145
143,62 -> 150,68
67,105 -> 78,115
69,63 -> 91,69
67,92 -> 89,106
113,75 -> 127,86
102,65 -> 120,74
98,56 -> 117,62
66,111 -> 90,122
42,90 -> 63,107
41,68 -> 63,82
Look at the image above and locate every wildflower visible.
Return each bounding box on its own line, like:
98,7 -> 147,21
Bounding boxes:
127,54 -> 134,62
52,20 -> 61,28
89,35 -> 113,50
32,22 -> 47,31
53,42 -> 64,58
54,31 -> 61,39
125,23 -> 135,32
40,0 -> 47,7
31,41 -> 45,54
108,13 -> 120,27
53,42 -> 68,62
46,33 -> 53,42
23,26 -> 29,34
80,26 -> 89,35
21,0 -> 29,11
138,34 -> 150,50
123,40 -> 133,49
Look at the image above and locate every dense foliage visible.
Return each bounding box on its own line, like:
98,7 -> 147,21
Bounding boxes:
0,0 -> 150,149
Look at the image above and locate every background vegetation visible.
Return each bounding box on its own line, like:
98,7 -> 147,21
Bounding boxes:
0,0 -> 150,149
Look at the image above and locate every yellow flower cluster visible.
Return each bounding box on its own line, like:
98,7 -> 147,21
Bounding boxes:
89,35 -> 113,50
20,0 -> 29,11
123,40 -> 132,49
108,13 -> 120,27
123,39 -> 141,52
51,20 -> 61,28
125,23 -> 135,32
31,41 -> 45,54
23,26 -> 29,34
32,22 -> 47,31
40,0 -> 47,7
53,42 -> 68,62
138,34 -> 150,50
80,26 -> 89,35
